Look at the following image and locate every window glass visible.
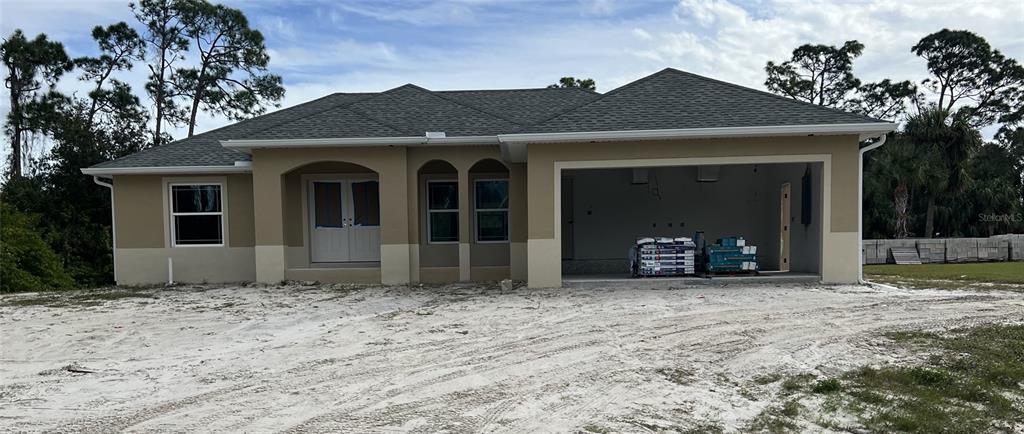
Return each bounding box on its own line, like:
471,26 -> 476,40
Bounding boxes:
475,180 -> 508,209
475,180 -> 509,241
352,181 -> 380,226
429,212 -> 458,242
476,211 -> 508,242
170,184 -> 223,245
428,182 -> 458,210
174,215 -> 223,245
313,182 -> 343,228
427,181 -> 457,242
172,185 -> 221,213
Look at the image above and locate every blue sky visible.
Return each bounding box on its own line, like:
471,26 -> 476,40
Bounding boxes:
1,0 -> 1022,148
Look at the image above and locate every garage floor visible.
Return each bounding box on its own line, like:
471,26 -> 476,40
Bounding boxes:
563,271 -> 820,286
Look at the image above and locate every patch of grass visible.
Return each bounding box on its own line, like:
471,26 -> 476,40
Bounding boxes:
865,262 -> 1024,291
780,373 -> 814,394
882,330 -> 942,343
1,288 -> 156,308
579,424 -> 611,433
678,422 -> 724,434
744,399 -> 802,433
762,324 -> 1024,432
752,373 -> 783,385
840,324 -> 1024,433
657,367 -> 694,385
810,378 -> 842,394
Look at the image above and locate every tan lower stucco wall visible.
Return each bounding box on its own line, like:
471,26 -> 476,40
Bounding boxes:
822,231 -> 860,283
470,266 -> 510,281
285,267 -> 381,284
114,247 -> 255,284
418,266 -> 509,283
419,267 -> 459,283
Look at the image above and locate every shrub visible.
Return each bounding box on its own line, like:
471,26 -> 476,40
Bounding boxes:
1,203 -> 75,292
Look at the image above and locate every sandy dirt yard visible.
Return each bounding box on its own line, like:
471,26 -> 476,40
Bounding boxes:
1,281 -> 1022,433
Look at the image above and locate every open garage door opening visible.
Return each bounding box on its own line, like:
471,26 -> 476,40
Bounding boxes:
561,162 -> 823,280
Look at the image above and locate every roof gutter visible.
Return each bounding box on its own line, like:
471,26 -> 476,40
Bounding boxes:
857,133 -> 890,287
497,122 -> 896,145
80,161 -> 252,177
221,135 -> 499,153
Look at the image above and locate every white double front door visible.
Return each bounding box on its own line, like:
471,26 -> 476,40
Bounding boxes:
309,179 -> 381,263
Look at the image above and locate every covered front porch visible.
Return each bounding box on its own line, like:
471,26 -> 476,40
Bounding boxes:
249,146 -> 526,284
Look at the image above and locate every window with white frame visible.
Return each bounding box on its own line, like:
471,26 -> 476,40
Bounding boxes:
474,179 -> 508,242
427,180 -> 458,243
170,184 -> 223,246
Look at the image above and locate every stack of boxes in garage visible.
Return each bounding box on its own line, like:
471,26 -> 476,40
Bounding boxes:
632,237 -> 697,277
705,236 -> 758,274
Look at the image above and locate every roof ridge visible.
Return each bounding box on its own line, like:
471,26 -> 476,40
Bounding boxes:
377,82 -> 527,130
437,87 -> 599,94
342,92 -> 424,136
661,68 -> 887,123
520,70 -> 678,129
425,88 -> 527,127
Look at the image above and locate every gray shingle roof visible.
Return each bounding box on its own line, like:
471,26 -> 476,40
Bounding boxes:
523,68 -> 885,133
89,68 -> 884,170
90,93 -> 375,168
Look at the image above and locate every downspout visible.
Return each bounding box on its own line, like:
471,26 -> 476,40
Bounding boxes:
92,176 -> 116,283
857,134 -> 891,287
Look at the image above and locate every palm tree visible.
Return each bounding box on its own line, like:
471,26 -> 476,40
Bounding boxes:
902,106 -> 982,238
867,133 -> 944,237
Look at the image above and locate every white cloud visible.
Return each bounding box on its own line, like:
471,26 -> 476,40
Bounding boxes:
1,0 -> 1022,165
331,1 -> 479,26
581,0 -> 619,16
268,39 -> 400,70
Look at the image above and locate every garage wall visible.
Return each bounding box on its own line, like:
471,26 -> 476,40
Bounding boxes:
759,163 -> 822,273
564,162 -> 821,274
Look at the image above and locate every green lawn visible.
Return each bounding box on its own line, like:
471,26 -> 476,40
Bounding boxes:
772,324 -> 1024,433
865,262 -> 1024,290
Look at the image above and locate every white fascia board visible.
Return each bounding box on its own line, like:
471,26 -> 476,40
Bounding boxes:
497,122 -> 897,144
220,135 -> 499,152
80,164 -> 252,176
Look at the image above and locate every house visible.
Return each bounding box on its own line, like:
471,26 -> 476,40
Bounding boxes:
82,68 -> 895,287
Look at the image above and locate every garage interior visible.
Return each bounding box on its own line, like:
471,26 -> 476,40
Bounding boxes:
560,162 -> 823,280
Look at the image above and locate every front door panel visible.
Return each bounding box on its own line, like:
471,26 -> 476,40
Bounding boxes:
348,180 -> 381,262
309,179 -> 381,263
311,181 -> 350,262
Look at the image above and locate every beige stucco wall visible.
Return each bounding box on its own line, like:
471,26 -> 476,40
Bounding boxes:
107,134 -> 859,286
111,173 -> 256,284
525,135 -> 862,287
405,146 -> 516,283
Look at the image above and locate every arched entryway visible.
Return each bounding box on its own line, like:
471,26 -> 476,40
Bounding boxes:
468,158 -> 511,280
417,160 -> 460,282
282,161 -> 380,267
